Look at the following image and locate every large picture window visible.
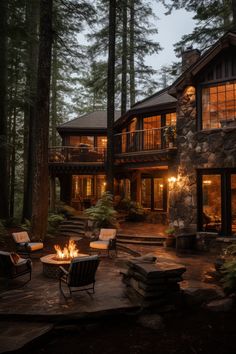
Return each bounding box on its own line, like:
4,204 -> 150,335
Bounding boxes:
202,81 -> 236,129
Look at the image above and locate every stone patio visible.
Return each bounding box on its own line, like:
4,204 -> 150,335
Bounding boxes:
0,225 -> 223,353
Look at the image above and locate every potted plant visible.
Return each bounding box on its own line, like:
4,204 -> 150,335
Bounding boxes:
163,126 -> 176,148
164,227 -> 176,248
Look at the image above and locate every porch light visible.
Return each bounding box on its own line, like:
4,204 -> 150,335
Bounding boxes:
168,177 -> 177,183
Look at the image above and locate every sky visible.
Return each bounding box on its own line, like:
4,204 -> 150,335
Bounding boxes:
146,2 -> 196,71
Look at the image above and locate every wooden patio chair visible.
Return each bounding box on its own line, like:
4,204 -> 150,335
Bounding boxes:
0,251 -> 32,286
59,255 -> 100,297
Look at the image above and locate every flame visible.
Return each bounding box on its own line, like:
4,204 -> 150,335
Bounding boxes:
54,240 -> 79,260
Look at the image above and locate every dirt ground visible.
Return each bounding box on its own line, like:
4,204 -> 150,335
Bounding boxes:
14,308 -> 236,354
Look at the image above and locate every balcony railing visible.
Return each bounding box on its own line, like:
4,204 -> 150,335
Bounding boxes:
114,126 -> 176,154
48,146 -> 106,163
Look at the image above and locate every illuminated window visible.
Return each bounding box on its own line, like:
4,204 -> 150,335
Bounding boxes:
69,136 -> 94,147
143,115 -> 161,150
166,112 -> 177,126
121,128 -> 127,152
97,136 -> 107,150
202,81 -> 236,129
120,179 -> 130,199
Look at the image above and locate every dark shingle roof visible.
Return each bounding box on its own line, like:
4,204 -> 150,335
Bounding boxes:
114,88 -> 176,127
58,110 -> 121,130
130,88 -> 176,111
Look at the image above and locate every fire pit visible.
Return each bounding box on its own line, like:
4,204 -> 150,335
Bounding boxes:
40,240 -> 88,279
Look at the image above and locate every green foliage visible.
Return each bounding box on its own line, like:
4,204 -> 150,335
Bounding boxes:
165,227 -> 175,235
163,125 -> 176,143
85,192 -> 118,228
55,201 -> 79,218
21,219 -> 31,231
0,217 -> 20,228
161,0 -> 233,53
221,259 -> 236,294
47,213 -> 65,234
116,199 -> 146,221
0,220 -> 7,237
81,0 -> 161,109
223,244 -> 236,258
128,201 -> 146,221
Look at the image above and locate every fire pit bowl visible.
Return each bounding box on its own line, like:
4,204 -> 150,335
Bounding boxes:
40,253 -> 88,279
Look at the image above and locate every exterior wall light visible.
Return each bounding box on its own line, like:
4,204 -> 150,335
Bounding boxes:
168,177 -> 177,183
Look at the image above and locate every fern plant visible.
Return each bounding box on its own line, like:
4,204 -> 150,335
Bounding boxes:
221,259 -> 236,294
85,192 -> 118,228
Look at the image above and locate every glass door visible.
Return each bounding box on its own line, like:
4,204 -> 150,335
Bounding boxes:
198,170 -> 236,235
141,178 -> 152,208
202,175 -> 222,232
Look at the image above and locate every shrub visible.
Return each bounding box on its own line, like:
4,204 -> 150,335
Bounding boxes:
127,201 -> 146,222
55,201 -> 79,218
0,220 -> 7,236
221,259 -> 236,294
47,213 -> 65,234
85,192 -> 118,228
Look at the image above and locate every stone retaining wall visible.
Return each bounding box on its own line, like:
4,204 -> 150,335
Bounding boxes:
122,257 -> 186,307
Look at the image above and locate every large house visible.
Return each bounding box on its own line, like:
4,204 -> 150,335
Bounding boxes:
49,32 -> 236,236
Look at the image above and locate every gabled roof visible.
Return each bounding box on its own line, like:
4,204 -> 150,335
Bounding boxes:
169,31 -> 236,95
115,87 -> 176,127
57,110 -> 121,132
131,87 -> 176,110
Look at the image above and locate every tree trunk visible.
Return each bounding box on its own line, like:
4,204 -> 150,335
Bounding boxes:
9,106 -> 16,217
0,0 -> 9,218
129,0 -> 135,107
121,0 -> 127,115
106,0 -> 116,194
22,0 -> 39,221
232,0 -> 236,31
51,41 -> 58,147
31,0 -> 53,241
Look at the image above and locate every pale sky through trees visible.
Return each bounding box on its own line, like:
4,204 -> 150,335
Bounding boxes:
146,2 -> 196,71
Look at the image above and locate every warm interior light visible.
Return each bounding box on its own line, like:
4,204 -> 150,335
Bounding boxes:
159,184 -> 163,188
203,180 -> 212,185
168,177 -> 177,183
54,240 -> 79,260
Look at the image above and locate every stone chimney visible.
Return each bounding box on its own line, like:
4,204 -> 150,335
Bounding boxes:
181,47 -> 201,72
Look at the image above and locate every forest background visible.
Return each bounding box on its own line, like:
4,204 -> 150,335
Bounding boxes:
0,0 -> 235,240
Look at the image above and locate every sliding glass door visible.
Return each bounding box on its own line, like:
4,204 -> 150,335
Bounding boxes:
198,169 -> 236,235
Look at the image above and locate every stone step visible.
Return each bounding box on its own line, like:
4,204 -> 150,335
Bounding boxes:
59,223 -> 85,229
58,229 -> 85,236
117,233 -> 165,245
61,220 -> 87,226
117,239 -> 164,246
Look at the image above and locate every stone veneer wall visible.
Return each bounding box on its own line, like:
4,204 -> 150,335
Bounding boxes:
169,86 -> 236,231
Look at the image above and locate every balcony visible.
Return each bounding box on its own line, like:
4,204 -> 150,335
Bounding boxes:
49,146 -> 106,164
114,126 -> 177,165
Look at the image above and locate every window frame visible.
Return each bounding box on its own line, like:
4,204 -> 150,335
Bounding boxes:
198,78 -> 236,131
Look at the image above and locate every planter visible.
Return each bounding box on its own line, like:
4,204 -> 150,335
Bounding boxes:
176,233 -> 196,253
164,236 -> 176,248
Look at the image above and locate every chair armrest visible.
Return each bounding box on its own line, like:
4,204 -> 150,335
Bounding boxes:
109,238 -> 116,250
15,258 -> 32,268
59,266 -> 69,276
